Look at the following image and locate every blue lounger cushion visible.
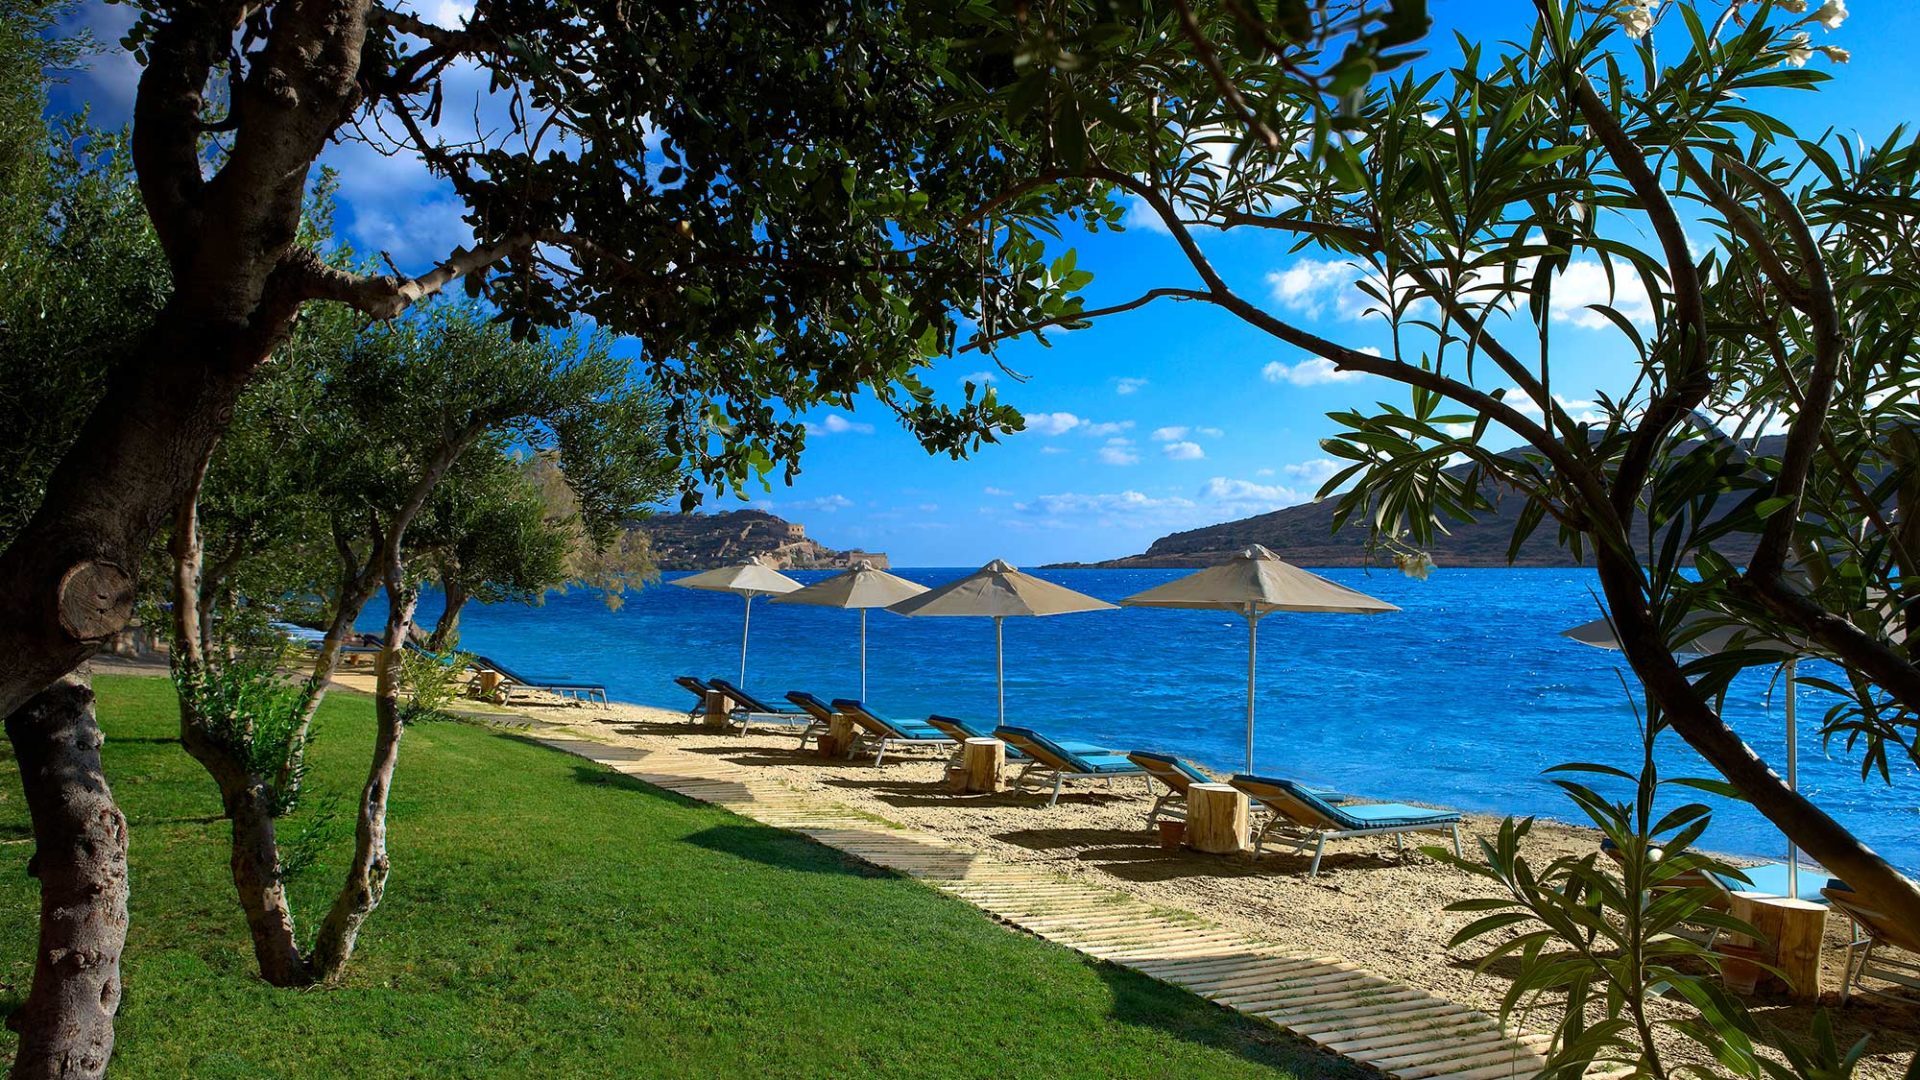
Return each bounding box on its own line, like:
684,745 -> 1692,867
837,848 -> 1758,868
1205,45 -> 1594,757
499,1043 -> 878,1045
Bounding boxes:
711,678 -> 801,715
830,699 -> 947,740
1233,774 -> 1456,830
1707,863 -> 1831,904
994,726 -> 1144,776
932,715 -> 1104,755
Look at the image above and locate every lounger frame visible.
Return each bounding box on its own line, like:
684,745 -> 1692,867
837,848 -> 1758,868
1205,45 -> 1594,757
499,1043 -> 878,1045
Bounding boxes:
995,729 -> 1148,807
831,701 -> 954,765
1825,888 -> 1920,1002
1252,817 -> 1463,878
1127,752 -> 1205,827
1235,777 -> 1461,878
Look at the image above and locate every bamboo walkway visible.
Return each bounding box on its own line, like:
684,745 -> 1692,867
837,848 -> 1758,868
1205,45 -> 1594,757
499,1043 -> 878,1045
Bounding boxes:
535,734 -> 1566,1080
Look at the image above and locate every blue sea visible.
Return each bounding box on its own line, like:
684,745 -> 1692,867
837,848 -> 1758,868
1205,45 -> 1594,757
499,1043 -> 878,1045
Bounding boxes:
370,567 -> 1919,872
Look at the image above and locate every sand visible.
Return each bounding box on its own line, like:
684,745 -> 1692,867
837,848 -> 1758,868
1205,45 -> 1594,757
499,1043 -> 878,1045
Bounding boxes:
493,692 -> 1920,1078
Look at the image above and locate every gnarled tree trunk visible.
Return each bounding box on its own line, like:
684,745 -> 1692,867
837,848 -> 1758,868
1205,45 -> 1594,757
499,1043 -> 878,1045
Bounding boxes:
308,579 -> 418,983
426,578 -> 468,652
1594,546 -> 1920,930
3,672 -> 127,1080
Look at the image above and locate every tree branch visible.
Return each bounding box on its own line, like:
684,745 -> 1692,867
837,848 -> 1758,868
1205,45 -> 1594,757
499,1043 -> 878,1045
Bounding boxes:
961,288 -> 1210,353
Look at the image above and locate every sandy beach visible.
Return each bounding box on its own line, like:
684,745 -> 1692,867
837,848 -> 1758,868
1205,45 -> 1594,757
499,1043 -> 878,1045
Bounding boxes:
457,686 -> 1917,1078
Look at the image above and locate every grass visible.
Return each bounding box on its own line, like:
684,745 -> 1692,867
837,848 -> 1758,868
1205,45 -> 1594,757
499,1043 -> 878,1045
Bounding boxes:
0,676 -> 1363,1078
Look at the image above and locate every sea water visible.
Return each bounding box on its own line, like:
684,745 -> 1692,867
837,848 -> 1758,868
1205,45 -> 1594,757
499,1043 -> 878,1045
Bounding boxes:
367,566 -> 1919,872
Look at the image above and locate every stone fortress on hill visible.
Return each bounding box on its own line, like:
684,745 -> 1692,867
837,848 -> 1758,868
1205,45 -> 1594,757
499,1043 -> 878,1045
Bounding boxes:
638,509 -> 887,571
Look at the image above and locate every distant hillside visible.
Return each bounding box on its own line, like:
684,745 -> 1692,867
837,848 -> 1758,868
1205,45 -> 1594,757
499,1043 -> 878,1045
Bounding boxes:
1049,438 -> 1787,570
639,509 -> 888,571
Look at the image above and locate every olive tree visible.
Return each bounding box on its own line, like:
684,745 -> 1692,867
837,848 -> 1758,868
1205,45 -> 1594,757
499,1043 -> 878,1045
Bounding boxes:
172,298 -> 675,987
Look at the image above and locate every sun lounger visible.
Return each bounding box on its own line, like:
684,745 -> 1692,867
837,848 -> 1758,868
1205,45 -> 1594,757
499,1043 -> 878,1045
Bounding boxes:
830,699 -> 954,765
994,726 -> 1148,807
1128,753 -> 1349,829
707,678 -> 809,736
782,691 -> 839,749
675,676 -> 714,718
1824,878 -> 1920,1001
403,644 -> 609,705
1231,774 -> 1461,877
927,715 -> 1106,763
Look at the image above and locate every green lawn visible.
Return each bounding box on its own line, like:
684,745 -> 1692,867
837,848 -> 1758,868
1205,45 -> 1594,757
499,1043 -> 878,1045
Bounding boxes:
0,676 -> 1358,1078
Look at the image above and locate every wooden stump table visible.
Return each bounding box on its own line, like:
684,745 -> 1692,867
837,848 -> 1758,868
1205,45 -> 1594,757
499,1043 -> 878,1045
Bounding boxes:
1721,892 -> 1827,1002
960,738 -> 1005,794
476,669 -> 502,700
1186,783 -> 1250,855
702,689 -> 733,732
818,712 -> 859,760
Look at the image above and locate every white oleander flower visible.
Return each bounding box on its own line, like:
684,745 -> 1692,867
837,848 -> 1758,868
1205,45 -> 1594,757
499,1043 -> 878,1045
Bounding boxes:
1394,551 -> 1437,581
1812,0 -> 1847,29
1779,31 -> 1814,66
1777,0 -> 1808,12
1818,44 -> 1851,63
1614,0 -> 1658,37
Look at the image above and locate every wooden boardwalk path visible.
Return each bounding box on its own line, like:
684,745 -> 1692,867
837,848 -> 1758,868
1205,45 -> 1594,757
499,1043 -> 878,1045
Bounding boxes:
537,734 -> 1563,1080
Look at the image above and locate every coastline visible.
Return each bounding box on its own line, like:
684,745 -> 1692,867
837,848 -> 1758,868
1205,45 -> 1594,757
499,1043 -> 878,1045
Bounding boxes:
496,689 -> 1915,1076
87,656 -> 1920,1076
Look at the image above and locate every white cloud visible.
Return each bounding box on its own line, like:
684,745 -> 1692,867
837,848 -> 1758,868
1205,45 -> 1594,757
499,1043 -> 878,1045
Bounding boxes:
782,494 -> 854,513
1264,254 -> 1654,331
1263,357 -> 1364,387
959,370 -> 997,386
1123,195 -> 1172,235
1115,377 -> 1149,395
1255,467 -> 1276,477
1082,419 -> 1134,437
1162,441 -> 1205,461
1097,439 -> 1140,466
1024,412 -> 1084,435
1200,477 -> 1305,516
1151,426 -> 1190,442
982,486 -> 1012,496
918,503 -> 940,512
806,413 -> 874,436
1547,260 -> 1655,329
1279,458 -> 1343,484
1196,426 -> 1225,438
1039,446 -> 1067,455
1265,259 -> 1358,319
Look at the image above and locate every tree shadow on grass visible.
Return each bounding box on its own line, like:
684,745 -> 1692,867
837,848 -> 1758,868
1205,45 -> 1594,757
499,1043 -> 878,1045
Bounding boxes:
558,761 -> 723,811
1093,962 -> 1380,1079
681,823 -> 892,879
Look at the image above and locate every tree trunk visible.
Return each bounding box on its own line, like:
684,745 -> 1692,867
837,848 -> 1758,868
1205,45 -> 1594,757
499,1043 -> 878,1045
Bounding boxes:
0,306 -> 290,721
307,580 -> 417,983
226,787 -> 312,986
3,672 -> 127,1080
1593,546 -> 1920,929
426,580 -> 468,652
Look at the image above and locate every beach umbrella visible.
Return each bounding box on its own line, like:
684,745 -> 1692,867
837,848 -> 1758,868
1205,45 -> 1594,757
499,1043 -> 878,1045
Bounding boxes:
770,560 -> 928,699
669,556 -> 802,685
1119,544 -> 1399,774
1563,611 -> 1811,894
887,559 -> 1116,725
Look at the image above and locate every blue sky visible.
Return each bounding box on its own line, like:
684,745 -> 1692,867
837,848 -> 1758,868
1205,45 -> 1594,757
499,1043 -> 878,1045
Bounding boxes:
54,0 -> 1917,565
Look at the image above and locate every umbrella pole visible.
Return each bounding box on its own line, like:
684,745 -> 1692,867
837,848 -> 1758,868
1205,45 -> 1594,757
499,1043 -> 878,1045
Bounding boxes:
740,594 -> 753,686
860,608 -> 868,702
1785,656 -> 1799,896
1246,606 -> 1257,774
995,616 -> 1005,727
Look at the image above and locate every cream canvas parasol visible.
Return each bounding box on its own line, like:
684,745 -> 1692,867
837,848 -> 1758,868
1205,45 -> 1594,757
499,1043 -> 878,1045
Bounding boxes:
1121,544 -> 1399,773
771,561 -> 928,699
669,555 -> 802,684
888,559 -> 1115,724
